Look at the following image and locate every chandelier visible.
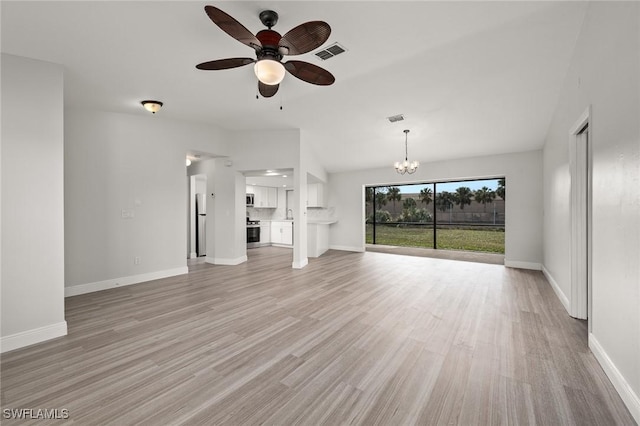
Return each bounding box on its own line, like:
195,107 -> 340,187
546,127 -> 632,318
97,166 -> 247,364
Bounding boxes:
394,129 -> 419,174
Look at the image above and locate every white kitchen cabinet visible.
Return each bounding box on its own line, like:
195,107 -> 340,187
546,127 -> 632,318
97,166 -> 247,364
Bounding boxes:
282,223 -> 293,245
254,186 -> 266,207
270,222 -> 280,244
259,223 -> 271,245
246,185 -> 255,195
270,221 -> 293,246
307,183 -> 325,208
267,187 -> 278,207
253,186 -> 278,208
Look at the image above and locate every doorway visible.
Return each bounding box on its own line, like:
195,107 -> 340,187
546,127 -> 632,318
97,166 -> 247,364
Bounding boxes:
189,174 -> 207,258
570,107 -> 591,325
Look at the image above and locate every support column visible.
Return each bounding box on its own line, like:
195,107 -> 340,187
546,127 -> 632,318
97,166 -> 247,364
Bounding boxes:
292,168 -> 308,269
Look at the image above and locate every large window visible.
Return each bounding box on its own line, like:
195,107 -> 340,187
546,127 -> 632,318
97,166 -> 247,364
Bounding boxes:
366,178 -> 505,254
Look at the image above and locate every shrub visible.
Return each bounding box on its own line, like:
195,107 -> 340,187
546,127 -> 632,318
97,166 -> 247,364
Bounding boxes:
367,210 -> 392,223
398,207 -> 432,223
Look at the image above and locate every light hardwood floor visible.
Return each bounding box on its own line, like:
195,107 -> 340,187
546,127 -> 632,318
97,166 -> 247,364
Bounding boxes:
1,247 -> 635,425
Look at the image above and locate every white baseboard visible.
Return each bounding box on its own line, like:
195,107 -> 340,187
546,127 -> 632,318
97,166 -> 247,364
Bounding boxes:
329,245 -> 365,253
504,260 -> 542,270
65,267 -> 188,297
1,321 -> 68,353
189,252 -> 197,259
206,255 -> 247,266
292,258 -> 308,269
542,265 -> 570,314
589,333 -> 640,423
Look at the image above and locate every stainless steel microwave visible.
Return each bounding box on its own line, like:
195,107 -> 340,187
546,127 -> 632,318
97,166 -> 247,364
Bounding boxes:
246,193 -> 254,207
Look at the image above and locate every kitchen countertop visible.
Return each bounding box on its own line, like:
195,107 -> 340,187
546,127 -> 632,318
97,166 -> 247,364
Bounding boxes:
254,219 -> 337,224
307,219 -> 338,225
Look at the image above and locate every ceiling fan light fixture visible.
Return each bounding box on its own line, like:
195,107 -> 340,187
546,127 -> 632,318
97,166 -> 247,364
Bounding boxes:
141,100 -> 163,114
254,59 -> 285,85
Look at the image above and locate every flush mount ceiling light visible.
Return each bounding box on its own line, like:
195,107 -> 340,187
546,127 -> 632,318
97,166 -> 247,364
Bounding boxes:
394,129 -> 419,175
141,100 -> 163,114
186,158 -> 192,166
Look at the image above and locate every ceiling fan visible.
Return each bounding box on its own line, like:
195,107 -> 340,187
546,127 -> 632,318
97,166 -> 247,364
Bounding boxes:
196,5 -> 335,98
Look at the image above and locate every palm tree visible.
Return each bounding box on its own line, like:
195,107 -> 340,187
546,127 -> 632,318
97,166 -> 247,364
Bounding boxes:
365,187 -> 387,218
436,191 -> 454,212
419,187 -> 433,206
496,178 -> 506,200
374,189 -> 387,210
386,186 -> 401,217
365,187 -> 374,217
365,187 -> 374,203
402,197 -> 417,210
454,186 -> 473,210
474,186 -> 496,211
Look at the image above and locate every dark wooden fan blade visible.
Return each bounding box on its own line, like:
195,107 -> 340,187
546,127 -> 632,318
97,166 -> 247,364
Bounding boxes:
279,21 -> 331,55
258,82 -> 279,98
196,58 -> 255,70
204,5 -> 261,50
284,60 -> 335,85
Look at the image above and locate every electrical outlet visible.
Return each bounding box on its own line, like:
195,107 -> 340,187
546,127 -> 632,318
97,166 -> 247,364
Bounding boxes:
134,257 -> 140,265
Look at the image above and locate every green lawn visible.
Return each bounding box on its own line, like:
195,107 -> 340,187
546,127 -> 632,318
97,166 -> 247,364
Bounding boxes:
366,224 -> 505,254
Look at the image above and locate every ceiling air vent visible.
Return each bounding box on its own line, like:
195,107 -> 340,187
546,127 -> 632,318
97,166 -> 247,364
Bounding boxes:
315,42 -> 347,60
387,114 -> 405,123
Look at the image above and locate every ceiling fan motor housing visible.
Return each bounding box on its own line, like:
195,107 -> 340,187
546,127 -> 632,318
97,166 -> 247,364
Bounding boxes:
256,29 -> 283,61
259,10 -> 279,28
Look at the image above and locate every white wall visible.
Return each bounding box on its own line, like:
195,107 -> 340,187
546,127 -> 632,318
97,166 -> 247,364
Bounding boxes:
207,158 -> 247,265
1,54 -> 67,351
64,109 -> 230,295
230,129 -> 300,171
328,150 -> 543,268
301,130 -> 327,184
542,2 -> 640,421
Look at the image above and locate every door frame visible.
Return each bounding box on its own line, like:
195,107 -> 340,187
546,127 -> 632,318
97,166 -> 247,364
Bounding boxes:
569,106 -> 592,324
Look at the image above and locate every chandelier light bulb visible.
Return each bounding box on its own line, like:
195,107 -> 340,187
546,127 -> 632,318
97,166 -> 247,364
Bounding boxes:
254,59 -> 286,85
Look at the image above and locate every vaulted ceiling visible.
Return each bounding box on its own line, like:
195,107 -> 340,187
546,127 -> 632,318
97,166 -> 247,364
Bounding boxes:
1,1 -> 587,172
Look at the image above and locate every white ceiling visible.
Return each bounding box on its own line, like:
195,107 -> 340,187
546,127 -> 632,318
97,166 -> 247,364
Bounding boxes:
1,1 -> 587,173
